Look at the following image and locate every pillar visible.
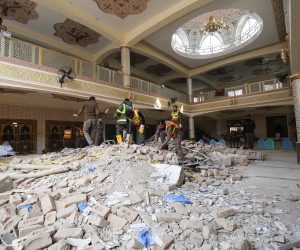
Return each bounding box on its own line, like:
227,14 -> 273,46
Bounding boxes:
288,0 -> 300,163
189,116 -> 195,140
121,46 -> 130,88
291,74 -> 300,163
187,77 -> 193,103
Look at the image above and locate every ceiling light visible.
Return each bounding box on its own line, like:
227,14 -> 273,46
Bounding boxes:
202,15 -> 228,34
154,98 -> 162,109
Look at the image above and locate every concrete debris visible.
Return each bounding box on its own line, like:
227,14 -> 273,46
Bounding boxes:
0,143 -> 296,249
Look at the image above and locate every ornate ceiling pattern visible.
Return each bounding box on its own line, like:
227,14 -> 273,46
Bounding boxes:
0,0 -> 38,24
54,19 -> 101,47
93,0 -> 151,19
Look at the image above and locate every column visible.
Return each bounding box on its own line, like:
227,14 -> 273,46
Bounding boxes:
189,116 -> 195,140
121,46 -> 130,88
291,74 -> 300,162
187,77 -> 193,103
289,0 -> 300,163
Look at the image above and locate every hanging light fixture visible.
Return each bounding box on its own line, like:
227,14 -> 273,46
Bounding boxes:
154,98 -> 162,109
202,15 -> 228,35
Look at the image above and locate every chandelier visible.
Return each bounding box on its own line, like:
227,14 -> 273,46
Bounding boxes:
202,15 -> 228,34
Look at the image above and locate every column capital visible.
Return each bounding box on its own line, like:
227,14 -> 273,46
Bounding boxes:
120,46 -> 130,49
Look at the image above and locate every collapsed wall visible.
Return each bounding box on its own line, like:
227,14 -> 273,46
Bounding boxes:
0,142 -> 298,250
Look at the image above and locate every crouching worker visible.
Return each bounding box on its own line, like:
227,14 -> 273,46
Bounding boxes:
126,108 -> 145,144
160,120 -> 184,161
155,119 -> 167,144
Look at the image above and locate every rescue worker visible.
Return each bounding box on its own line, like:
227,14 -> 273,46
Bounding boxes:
155,119 -> 166,143
73,96 -> 100,146
170,105 -> 183,128
63,126 -> 73,148
114,98 -> 133,143
160,105 -> 184,160
126,108 -> 145,144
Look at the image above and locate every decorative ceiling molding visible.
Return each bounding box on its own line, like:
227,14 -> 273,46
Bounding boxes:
252,65 -> 282,76
145,63 -> 172,76
54,18 -> 101,47
0,0 -> 38,24
218,75 -> 243,83
271,0 -> 287,42
206,66 -> 235,76
244,55 -> 279,67
93,0 -> 151,19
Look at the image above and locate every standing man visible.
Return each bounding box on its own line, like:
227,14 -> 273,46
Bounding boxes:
94,108 -> 109,146
73,96 -> 100,146
114,98 -> 133,143
126,108 -> 145,144
243,115 -> 256,149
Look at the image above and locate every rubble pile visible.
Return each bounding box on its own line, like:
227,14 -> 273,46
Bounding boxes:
0,143 -> 298,249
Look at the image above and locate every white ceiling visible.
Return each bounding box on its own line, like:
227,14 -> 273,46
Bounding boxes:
68,0 -> 178,33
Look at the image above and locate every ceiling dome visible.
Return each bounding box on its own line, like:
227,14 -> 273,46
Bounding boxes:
171,9 -> 263,59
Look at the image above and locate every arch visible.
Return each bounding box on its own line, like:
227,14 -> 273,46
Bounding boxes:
20,125 -> 31,141
198,33 -> 224,55
2,125 -> 14,142
235,15 -> 260,44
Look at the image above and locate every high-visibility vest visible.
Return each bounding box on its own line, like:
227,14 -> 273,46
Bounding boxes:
171,111 -> 179,123
165,121 -> 178,138
116,103 -> 132,124
129,110 -> 141,126
63,129 -> 72,140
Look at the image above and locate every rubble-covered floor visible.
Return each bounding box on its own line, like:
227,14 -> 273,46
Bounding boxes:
0,144 -> 299,250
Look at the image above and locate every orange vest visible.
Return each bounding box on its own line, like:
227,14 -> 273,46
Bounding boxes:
165,121 -> 178,138
63,129 -> 72,140
171,111 -> 179,123
129,110 -> 141,126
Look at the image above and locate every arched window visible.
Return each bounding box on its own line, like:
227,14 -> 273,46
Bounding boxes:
199,34 -> 223,55
240,18 -> 258,42
172,28 -> 189,53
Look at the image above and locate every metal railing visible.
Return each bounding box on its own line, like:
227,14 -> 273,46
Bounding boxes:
0,37 -> 164,97
192,78 -> 289,103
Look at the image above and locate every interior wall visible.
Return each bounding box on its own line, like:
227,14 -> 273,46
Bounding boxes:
218,112 -> 295,139
0,104 -> 83,154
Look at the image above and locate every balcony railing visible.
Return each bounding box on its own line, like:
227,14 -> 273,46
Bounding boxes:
0,37 -> 172,98
192,78 -> 290,103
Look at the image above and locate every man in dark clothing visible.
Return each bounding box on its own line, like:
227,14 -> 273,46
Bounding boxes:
244,115 -> 255,149
155,120 -> 167,143
73,96 -> 100,145
114,98 -> 133,143
126,108 -> 145,144
94,109 -> 109,146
